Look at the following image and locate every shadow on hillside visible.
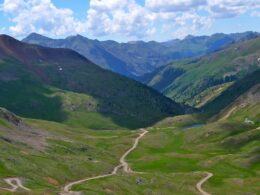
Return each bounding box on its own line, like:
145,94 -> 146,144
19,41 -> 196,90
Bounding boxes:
0,79 -> 67,123
0,79 -> 179,130
0,79 -> 183,130
0,56 -> 186,130
24,60 -> 185,130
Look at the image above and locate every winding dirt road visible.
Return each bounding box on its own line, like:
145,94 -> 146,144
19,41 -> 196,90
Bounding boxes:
120,129 -> 148,173
196,172 -> 213,195
61,129 -> 148,194
0,128 -> 213,195
0,178 -> 31,192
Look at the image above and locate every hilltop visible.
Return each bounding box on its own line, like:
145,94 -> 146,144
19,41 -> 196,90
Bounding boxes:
0,34 -> 185,129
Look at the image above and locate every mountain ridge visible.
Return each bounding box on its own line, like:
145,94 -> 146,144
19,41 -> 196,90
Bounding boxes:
0,34 -> 186,129
23,31 -> 260,77
23,33 -> 134,77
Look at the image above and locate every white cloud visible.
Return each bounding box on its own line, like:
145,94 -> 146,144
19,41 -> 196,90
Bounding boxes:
89,0 -> 129,11
208,0 -> 260,18
86,0 -> 156,38
0,0 -> 259,39
146,0 -> 207,12
171,12 -> 212,38
1,0 -> 83,37
1,0 -> 25,12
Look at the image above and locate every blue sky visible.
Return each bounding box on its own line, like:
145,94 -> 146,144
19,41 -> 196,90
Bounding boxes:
0,0 -> 260,42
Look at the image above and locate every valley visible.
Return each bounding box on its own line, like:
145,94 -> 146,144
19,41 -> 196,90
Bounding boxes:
0,78 -> 259,194
0,113 -> 220,195
0,0 -> 260,194
0,33 -> 259,195
72,99 -> 259,194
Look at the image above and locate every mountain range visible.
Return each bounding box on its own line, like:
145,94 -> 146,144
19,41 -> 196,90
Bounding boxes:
23,31 -> 259,78
0,34 -> 186,129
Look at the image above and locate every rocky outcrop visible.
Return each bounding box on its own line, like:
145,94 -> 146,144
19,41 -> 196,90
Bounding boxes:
0,107 -> 23,126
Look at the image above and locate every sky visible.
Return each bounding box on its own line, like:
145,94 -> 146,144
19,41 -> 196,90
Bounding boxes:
0,0 -> 260,42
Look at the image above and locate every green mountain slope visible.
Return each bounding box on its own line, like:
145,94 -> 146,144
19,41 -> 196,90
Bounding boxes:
203,70 -> 260,117
142,37 -> 260,106
0,35 -> 185,129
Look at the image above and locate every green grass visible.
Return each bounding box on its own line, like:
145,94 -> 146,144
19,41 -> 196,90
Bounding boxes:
73,116 -> 259,194
0,117 -> 135,193
0,118 -> 10,128
194,82 -> 233,108
0,101 -> 259,194
123,104 -> 260,194
144,37 -> 260,106
74,173 -> 201,195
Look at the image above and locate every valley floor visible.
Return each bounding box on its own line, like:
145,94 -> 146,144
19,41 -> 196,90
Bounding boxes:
0,104 -> 259,195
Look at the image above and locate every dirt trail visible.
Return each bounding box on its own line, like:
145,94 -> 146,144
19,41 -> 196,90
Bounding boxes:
220,106 -> 237,121
119,129 -> 148,173
61,129 -> 148,195
0,178 -> 31,192
196,172 -> 213,195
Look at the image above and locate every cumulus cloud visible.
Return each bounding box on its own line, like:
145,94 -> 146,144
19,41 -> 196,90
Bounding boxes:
85,0 -> 156,38
170,12 -> 213,38
1,0 -> 25,12
146,0 -> 207,12
1,0 -> 83,37
0,0 -> 259,39
85,0 -> 215,38
208,0 -> 260,18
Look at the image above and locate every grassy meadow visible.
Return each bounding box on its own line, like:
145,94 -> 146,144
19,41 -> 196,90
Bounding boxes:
71,103 -> 260,194
0,118 -> 136,194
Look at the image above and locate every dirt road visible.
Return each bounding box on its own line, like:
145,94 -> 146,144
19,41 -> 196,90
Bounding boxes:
0,178 -> 30,192
196,172 -> 213,195
62,129 -> 148,194
119,129 -> 148,173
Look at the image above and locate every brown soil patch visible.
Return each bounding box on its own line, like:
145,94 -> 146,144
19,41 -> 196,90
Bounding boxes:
44,177 -> 60,186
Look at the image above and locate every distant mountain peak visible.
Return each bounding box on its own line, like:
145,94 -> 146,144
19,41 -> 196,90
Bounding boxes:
27,32 -> 42,37
23,32 -> 54,42
26,32 -> 48,38
184,35 -> 195,39
66,34 -> 89,41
